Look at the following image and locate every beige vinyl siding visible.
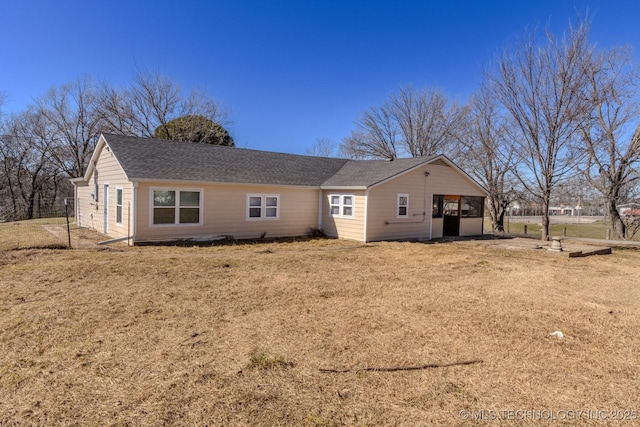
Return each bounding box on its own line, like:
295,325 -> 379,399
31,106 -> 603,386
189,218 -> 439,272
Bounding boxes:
431,218 -> 443,239
75,145 -> 132,240
423,164 -> 486,196
366,166 -> 431,241
134,183 -> 320,242
460,218 -> 484,236
320,190 -> 366,241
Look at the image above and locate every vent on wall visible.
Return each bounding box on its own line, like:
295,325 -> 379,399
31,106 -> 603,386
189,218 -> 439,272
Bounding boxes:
430,159 -> 450,167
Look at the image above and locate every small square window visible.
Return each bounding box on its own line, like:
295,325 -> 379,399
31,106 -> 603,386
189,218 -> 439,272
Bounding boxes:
329,194 -> 355,219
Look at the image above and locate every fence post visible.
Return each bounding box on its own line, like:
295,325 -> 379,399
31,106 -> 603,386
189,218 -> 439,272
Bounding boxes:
563,227 -> 566,237
524,225 -> 527,235
606,229 -> 611,240
65,198 -> 72,248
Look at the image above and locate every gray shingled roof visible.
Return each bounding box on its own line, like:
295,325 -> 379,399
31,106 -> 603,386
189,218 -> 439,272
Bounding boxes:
322,157 -> 435,187
104,134 -> 348,186
102,134 -> 436,188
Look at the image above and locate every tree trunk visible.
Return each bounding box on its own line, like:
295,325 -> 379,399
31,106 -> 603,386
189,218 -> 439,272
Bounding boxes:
609,200 -> 626,239
541,197 -> 550,241
488,197 -> 505,232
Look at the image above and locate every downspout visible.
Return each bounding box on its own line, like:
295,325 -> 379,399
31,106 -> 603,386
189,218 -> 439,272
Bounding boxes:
317,189 -> 323,231
363,189 -> 369,242
131,181 -> 138,245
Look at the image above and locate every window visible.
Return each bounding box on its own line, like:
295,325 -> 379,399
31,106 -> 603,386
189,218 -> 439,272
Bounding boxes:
432,195 -> 444,218
329,194 -> 355,218
397,194 -> 409,218
116,187 -> 123,225
152,189 -> 202,225
247,194 -> 279,220
461,196 -> 484,218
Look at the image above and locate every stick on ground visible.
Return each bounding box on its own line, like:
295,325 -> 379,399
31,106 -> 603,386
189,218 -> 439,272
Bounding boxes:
319,359 -> 483,373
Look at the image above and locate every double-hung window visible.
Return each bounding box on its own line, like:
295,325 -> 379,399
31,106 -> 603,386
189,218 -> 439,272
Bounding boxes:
116,187 -> 123,225
397,193 -> 409,218
247,194 -> 279,219
329,194 -> 354,218
152,188 -> 202,225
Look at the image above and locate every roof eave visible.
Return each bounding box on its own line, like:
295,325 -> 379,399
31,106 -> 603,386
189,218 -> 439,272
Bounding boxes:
320,185 -> 368,191
132,177 -> 322,189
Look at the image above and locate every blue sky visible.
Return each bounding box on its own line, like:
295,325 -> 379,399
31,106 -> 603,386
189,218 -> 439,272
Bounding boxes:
1,0 -> 639,154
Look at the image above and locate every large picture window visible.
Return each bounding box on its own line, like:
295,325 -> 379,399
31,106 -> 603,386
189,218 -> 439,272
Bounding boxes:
461,196 -> 484,218
329,194 -> 355,218
152,189 -> 202,225
247,194 -> 279,219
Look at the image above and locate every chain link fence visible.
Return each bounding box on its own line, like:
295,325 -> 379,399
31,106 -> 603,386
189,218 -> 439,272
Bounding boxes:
0,199 -> 103,250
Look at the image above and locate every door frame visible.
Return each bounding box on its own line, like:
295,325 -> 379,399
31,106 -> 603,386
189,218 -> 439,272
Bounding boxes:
443,195 -> 460,237
103,183 -> 110,234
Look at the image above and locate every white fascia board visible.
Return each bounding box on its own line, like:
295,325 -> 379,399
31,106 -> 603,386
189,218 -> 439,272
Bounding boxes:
320,185 -> 368,191
76,134 -> 107,183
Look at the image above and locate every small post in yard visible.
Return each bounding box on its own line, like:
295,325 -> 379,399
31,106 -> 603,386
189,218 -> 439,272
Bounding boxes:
65,198 -> 72,248
563,227 -> 567,237
606,229 -> 611,240
524,224 -> 527,235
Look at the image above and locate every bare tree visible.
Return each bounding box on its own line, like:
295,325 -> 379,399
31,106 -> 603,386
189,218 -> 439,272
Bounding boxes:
460,86 -> 518,232
341,106 -> 401,160
390,85 -> 468,159
305,137 -> 340,157
100,69 -> 228,139
486,18 -> 593,240
2,109 -> 62,219
579,46 -> 640,239
36,75 -> 103,178
342,85 -> 467,160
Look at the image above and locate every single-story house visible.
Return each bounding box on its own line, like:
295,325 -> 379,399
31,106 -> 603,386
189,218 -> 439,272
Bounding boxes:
71,134 -> 487,244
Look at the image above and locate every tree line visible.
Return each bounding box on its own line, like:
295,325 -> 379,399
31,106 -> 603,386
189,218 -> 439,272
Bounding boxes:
0,70 -> 231,221
309,16 -> 640,240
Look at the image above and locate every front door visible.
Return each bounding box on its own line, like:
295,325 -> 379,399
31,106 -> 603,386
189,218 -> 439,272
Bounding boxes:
103,184 -> 109,234
443,196 -> 460,237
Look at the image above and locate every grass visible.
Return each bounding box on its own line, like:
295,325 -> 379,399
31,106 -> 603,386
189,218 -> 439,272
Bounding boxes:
489,217 -> 640,241
1,239 -> 639,425
0,217 -> 106,250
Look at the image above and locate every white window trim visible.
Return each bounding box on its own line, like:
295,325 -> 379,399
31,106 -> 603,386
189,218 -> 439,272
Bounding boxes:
246,193 -> 280,220
149,187 -> 204,227
329,194 -> 355,219
115,186 -> 124,226
397,193 -> 409,218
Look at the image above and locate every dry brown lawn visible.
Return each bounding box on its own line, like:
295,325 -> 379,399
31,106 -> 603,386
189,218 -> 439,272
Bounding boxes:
1,239 -> 639,426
